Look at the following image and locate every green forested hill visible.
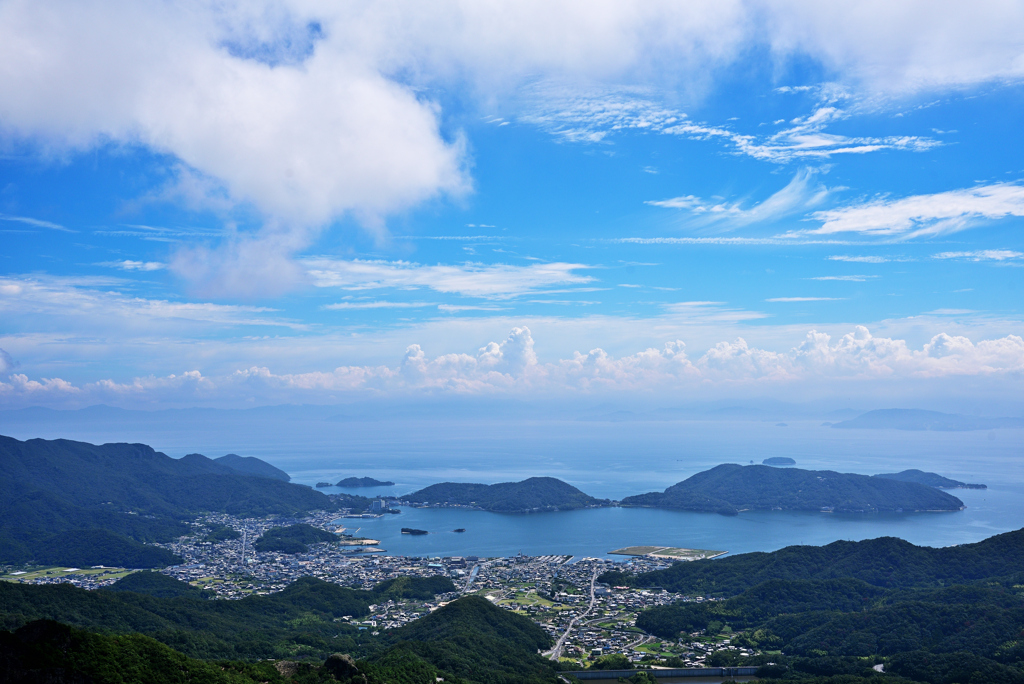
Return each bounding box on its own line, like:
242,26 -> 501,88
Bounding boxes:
634,576 -> 1024,684
214,453 -> 291,481
600,528 -> 1024,597
0,435 -> 335,566
253,524 -> 339,553
0,592 -> 559,684
371,595 -> 559,684
405,476 -> 604,512
621,464 -> 964,515
0,574 -> 454,661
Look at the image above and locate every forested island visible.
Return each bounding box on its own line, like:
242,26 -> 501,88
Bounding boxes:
0,435 -> 369,568
874,469 -> 987,489
763,457 -> 796,466
336,476 -> 396,487
405,476 -> 608,513
620,464 -> 965,516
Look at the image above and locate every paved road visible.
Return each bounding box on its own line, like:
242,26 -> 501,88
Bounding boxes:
461,564 -> 480,594
549,567 -> 598,661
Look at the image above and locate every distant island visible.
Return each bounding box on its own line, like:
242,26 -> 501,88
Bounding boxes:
401,528 -> 428,535
875,469 -> 987,489
620,464 -> 965,516
315,481 -> 332,488
336,476 -> 396,487
832,408 -> 1024,431
762,457 -> 796,466
404,476 -> 607,513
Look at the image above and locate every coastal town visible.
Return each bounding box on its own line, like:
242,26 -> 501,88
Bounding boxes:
0,510 -> 749,669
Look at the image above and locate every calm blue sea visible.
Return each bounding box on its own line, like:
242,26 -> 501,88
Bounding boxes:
2,412 -> 1022,559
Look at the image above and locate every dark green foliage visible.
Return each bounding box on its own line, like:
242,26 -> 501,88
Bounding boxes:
0,434 -> 334,567
873,470 -> 985,490
253,524 -> 338,554
0,619 -> 291,684
204,525 -> 241,542
588,653 -> 632,669
336,477 -> 394,487
330,493 -> 374,512
374,595 -> 559,684
17,529 -> 181,568
0,575 -> 453,661
213,453 -> 290,481
600,528 -> 1024,596
373,575 -> 456,600
107,572 -> 206,599
636,578 -> 888,637
406,477 -> 605,513
887,650 -> 1024,684
620,464 -> 964,515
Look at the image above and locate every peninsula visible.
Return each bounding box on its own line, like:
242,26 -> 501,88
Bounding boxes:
405,476 -> 607,513
621,463 -> 965,516
336,476 -> 396,487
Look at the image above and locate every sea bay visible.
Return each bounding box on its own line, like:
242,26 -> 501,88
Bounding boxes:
3,409 -> 1021,558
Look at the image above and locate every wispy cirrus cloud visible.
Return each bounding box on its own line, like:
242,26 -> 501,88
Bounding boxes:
766,297 -> 842,302
827,255 -> 892,263
787,182 -> 1024,239
933,249 -> 1024,261
0,214 -> 75,232
98,260 -> 167,271
808,275 -> 877,282
303,258 -> 595,299
0,275 -> 294,330
646,167 -> 830,227
521,86 -> 937,163
323,301 -> 436,310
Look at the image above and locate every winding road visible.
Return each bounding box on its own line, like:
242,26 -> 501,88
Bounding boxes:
548,567 -> 598,660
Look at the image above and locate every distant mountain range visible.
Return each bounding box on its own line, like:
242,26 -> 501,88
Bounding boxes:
831,408 -> 1024,431
621,464 -> 965,515
405,477 -> 607,513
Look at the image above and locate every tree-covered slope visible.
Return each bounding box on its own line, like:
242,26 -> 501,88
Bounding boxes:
405,476 -> 604,512
375,595 -> 559,684
0,619 -> 301,684
633,576 -> 1024,684
599,527 -> 1024,597
253,524 -> 339,554
621,464 -> 964,515
214,453 -> 290,481
0,435 -> 335,566
0,575 -> 453,661
874,469 -> 986,489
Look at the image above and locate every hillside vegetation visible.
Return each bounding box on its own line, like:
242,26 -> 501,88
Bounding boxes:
599,528 -> 1024,596
0,574 -> 455,661
621,464 -> 964,516
214,453 -> 291,481
874,469 -> 986,489
0,435 -> 337,567
253,524 -> 340,554
405,476 -> 605,513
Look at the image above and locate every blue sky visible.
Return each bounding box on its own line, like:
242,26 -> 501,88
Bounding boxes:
1,1 -> 1022,411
